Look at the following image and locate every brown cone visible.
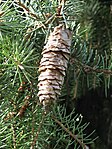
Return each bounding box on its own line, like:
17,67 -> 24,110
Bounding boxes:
38,24 -> 72,111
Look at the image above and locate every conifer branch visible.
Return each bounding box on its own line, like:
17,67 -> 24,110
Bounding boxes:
1,0 -> 108,148
72,58 -> 112,75
30,112 -> 45,149
51,115 -> 88,149
15,0 -> 39,19
84,65 -> 112,75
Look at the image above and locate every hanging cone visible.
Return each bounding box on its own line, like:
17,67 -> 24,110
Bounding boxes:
38,24 -> 72,111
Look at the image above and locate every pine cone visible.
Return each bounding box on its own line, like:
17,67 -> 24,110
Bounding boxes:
38,24 -> 72,111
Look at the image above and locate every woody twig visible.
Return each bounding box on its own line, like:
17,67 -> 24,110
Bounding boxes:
72,58 -> 112,75
15,0 -> 39,19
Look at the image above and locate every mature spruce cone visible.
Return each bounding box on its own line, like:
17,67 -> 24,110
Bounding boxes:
38,24 -> 72,111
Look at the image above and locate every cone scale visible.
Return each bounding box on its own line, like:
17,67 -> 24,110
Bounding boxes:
38,24 -> 72,111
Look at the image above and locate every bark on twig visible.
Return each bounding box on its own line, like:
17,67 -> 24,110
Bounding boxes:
71,58 -> 112,75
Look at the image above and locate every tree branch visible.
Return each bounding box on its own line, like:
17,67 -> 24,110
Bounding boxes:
51,115 -> 88,149
71,58 -> 112,75
30,112 -> 45,149
15,0 -> 39,19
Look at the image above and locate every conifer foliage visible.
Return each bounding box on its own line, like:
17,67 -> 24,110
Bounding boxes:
0,0 -> 111,148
